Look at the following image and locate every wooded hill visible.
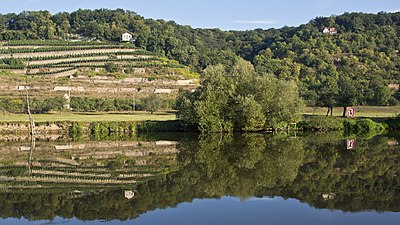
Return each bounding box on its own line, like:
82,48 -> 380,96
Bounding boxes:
0,9 -> 399,107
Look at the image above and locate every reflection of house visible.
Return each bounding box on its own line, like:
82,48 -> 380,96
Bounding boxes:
124,190 -> 135,199
322,27 -> 337,35
388,83 -> 399,90
121,32 -> 136,42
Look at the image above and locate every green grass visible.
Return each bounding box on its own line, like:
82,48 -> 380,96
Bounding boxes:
1,106 -> 398,123
0,111 -> 176,122
304,105 -> 400,118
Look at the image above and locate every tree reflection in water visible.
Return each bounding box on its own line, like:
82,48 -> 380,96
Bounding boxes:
0,132 -> 398,221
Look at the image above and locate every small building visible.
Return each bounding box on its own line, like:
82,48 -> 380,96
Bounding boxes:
322,27 -> 337,35
124,190 -> 135,199
121,32 -> 135,42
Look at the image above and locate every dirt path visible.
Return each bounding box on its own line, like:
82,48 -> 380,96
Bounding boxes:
49,69 -> 78,78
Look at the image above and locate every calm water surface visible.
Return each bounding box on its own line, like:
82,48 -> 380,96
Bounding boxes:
0,132 -> 398,224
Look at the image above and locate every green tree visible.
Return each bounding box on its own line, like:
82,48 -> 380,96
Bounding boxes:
368,76 -> 392,105
142,93 -> 161,114
318,76 -> 339,116
177,59 -> 303,132
337,74 -> 358,117
105,62 -> 120,73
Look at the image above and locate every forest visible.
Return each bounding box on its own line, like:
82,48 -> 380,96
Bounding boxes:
0,9 -> 399,110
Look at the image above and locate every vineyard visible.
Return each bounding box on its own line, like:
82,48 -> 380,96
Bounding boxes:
0,40 -> 199,106
0,139 -> 179,189
0,41 -> 181,74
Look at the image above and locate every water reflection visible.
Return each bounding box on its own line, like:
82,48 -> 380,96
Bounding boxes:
0,132 -> 398,221
178,133 -> 304,197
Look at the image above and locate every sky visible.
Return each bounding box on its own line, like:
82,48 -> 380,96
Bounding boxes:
0,0 -> 399,30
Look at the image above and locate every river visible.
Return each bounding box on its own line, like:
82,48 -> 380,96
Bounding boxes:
0,131 -> 399,224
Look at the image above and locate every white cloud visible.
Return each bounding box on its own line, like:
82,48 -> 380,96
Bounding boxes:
387,9 -> 400,13
233,19 -> 277,25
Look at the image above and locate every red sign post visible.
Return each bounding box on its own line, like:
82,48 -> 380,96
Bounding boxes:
347,107 -> 355,118
347,139 -> 355,150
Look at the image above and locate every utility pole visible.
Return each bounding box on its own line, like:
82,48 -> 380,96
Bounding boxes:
25,84 -> 35,176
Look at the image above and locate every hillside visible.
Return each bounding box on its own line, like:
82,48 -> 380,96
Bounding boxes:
0,9 -> 399,112
0,40 -> 199,113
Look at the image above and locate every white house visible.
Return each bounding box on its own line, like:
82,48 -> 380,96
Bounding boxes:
322,27 -> 337,35
322,28 -> 330,34
124,190 -> 135,199
121,32 -> 133,42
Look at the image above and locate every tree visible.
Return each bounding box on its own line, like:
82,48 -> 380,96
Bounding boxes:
255,75 -> 303,127
141,93 -> 161,114
105,62 -> 120,73
176,59 -> 303,132
368,76 -> 392,105
193,64 -> 233,132
0,101 -> 6,116
337,74 -> 358,117
318,76 -> 339,116
83,20 -> 103,39
233,95 -> 266,131
175,89 -> 199,124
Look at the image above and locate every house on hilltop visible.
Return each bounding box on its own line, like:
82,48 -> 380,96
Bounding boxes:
322,27 -> 337,35
121,32 -> 136,43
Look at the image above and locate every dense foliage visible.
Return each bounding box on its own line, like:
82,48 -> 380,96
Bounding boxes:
0,97 -> 64,113
0,96 -> 174,113
175,59 -> 303,132
141,93 -> 162,114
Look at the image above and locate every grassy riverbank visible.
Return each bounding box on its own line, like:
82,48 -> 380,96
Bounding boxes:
0,106 -> 398,134
304,105 -> 400,118
0,111 -> 176,122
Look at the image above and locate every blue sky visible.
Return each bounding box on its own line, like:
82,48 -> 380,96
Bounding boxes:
0,0 -> 399,30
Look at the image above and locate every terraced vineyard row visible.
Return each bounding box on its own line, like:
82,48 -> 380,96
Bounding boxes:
0,140 -> 179,188
6,50 -> 155,61
2,48 -> 141,59
0,44 -> 137,54
2,40 -> 115,46
28,57 -> 157,67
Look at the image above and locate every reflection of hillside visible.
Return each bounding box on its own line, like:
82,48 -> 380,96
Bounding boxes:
278,134 -> 400,212
0,140 -> 178,188
0,133 -> 398,221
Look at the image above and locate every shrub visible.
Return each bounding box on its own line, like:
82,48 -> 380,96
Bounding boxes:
105,62 -> 120,72
138,120 -> 188,132
90,121 -> 137,136
353,118 -> 386,132
0,97 -> 64,113
343,119 -> 357,131
0,58 -> 25,68
69,122 -> 84,139
298,116 -> 344,131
